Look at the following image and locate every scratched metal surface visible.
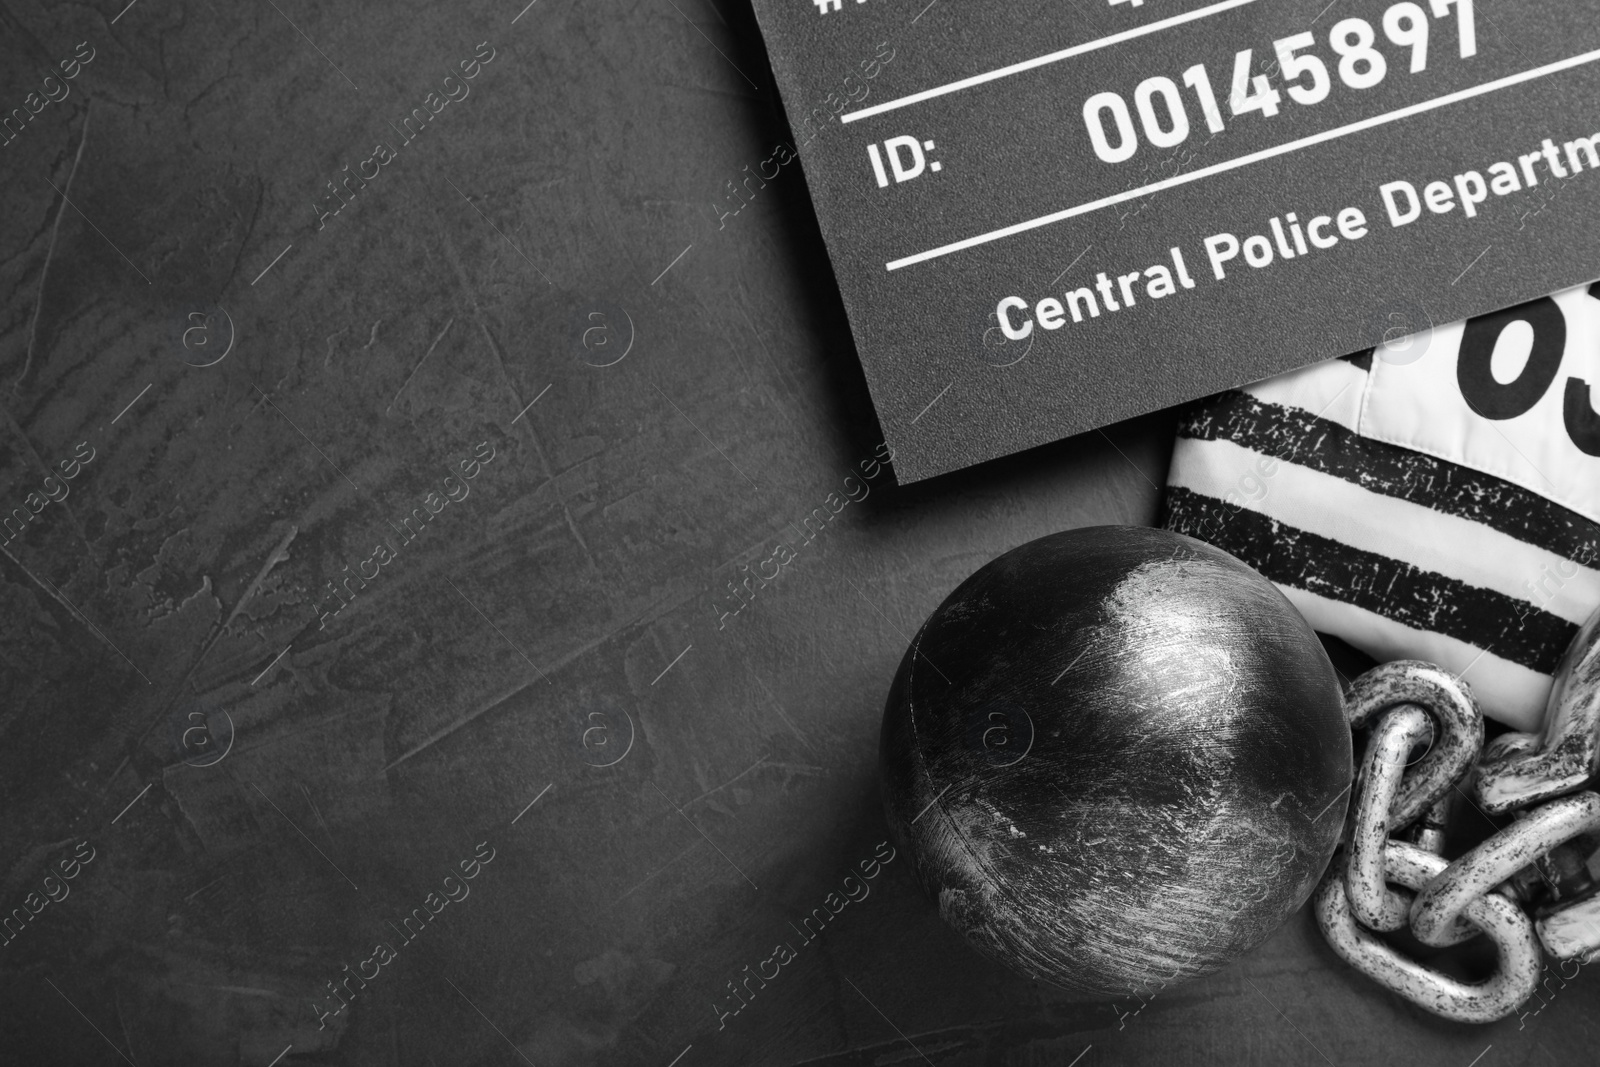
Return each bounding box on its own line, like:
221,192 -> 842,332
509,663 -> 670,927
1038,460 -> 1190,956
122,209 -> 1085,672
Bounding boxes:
0,1 -> 1595,1065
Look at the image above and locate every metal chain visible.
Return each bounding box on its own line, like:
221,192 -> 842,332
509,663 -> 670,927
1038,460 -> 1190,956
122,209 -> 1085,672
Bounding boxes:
1475,608 -> 1600,814
1411,794 -> 1600,947
1345,703 -> 1432,932
1314,610 -> 1600,1023
1316,840 -> 1542,1022
1344,662 -> 1483,826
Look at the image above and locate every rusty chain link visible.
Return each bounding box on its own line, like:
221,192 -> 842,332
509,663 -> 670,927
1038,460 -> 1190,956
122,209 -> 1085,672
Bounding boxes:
1314,607 -> 1600,1023
1345,703 -> 1432,932
1475,608 -> 1600,815
1344,661 -> 1483,827
1316,840 -> 1542,1022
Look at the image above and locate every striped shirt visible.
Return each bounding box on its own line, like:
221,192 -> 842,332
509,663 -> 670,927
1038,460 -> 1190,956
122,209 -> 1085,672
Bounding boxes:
1163,283 -> 1600,730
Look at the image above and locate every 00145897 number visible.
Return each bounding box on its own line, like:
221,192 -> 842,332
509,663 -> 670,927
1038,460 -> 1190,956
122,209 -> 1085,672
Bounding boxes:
1083,0 -> 1477,164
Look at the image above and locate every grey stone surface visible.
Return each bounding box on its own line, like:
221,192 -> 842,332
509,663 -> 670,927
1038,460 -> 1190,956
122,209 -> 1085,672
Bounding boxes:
0,1 -> 1594,1064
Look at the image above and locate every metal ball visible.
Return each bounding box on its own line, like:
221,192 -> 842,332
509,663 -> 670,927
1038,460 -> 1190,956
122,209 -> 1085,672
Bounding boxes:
879,526 -> 1351,996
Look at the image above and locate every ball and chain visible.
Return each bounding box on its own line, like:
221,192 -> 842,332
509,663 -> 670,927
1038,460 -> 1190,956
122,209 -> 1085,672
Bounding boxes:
1317,608 -> 1600,1023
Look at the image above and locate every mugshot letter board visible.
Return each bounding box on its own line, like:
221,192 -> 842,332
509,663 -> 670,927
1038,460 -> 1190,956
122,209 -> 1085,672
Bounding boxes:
748,0 -> 1600,482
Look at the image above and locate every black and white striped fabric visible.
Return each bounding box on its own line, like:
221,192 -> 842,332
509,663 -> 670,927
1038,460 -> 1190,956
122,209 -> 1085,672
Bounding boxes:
1163,283 -> 1600,730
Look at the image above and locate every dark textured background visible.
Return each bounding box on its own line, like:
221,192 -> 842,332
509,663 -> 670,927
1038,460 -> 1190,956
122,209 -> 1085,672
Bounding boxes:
0,1 -> 1594,1064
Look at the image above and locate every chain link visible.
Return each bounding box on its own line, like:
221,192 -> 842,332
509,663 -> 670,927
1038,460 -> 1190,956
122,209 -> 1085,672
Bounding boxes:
1410,793 -> 1600,947
1314,608 -> 1600,1022
1474,609 -> 1600,814
1315,841 -> 1542,1023
1344,661 -> 1483,826
1346,704 -> 1432,932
